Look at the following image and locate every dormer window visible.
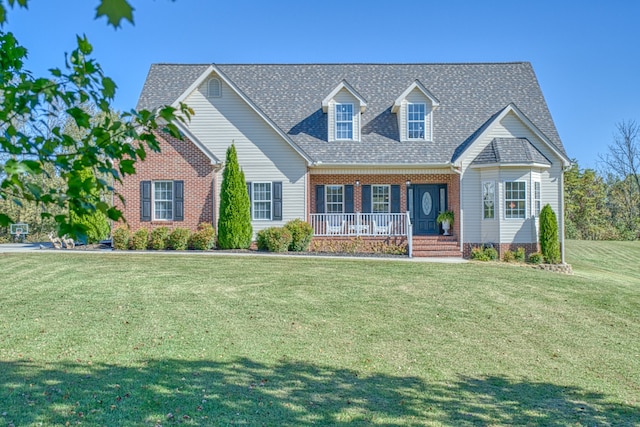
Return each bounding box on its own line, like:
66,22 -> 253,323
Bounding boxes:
335,103 -> 354,140
393,81 -> 440,142
207,78 -> 221,98
322,81 -> 366,142
407,103 -> 426,139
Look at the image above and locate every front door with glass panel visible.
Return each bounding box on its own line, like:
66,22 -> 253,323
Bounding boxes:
412,184 -> 446,235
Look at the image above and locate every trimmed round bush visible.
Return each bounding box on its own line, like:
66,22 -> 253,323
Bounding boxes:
112,226 -> 130,250
515,247 -> 526,262
131,228 -> 149,250
257,226 -> 292,252
284,218 -> 313,252
150,226 -> 170,250
189,223 -> 216,250
168,227 -> 191,250
528,252 -> 544,264
502,250 -> 515,262
484,247 -> 499,260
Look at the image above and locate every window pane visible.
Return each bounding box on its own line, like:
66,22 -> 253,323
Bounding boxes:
407,103 -> 426,139
325,185 -> 344,213
483,181 -> 495,219
335,104 -> 353,139
372,185 -> 390,213
253,182 -> 272,220
505,181 -> 526,219
154,181 -> 173,220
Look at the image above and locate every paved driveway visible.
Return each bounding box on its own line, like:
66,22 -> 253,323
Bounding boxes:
0,243 -> 49,252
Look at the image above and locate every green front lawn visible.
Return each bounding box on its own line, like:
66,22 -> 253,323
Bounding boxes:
0,241 -> 638,426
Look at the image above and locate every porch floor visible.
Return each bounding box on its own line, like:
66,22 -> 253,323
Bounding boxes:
412,235 -> 462,258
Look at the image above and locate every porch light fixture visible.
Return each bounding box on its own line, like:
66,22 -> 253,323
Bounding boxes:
355,180 -> 360,187
406,180 -> 411,187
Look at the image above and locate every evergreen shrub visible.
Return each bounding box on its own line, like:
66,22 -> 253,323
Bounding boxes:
131,228 -> 149,250
217,144 -> 252,249
528,252 -> 544,264
168,227 -> 191,250
284,219 -> 313,251
189,223 -> 216,250
112,226 -> 130,250
150,226 -> 169,250
257,227 -> 292,252
540,204 -> 561,264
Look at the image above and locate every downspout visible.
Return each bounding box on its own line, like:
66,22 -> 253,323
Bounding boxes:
212,162 -> 223,228
560,164 -> 570,264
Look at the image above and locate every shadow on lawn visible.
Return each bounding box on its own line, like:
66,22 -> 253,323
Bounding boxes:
0,358 -> 637,426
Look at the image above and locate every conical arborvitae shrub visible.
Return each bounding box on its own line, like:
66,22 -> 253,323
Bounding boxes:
217,144 -> 252,249
539,204 -> 561,264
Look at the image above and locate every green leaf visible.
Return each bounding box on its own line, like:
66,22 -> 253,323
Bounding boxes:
0,213 -> 11,227
76,34 -> 93,55
95,0 -> 134,28
101,76 -> 117,99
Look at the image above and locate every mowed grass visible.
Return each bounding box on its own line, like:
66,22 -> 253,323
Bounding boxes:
0,241 -> 638,426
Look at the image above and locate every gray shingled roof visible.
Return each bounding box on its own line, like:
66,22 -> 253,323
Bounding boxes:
137,63 -> 566,165
472,138 -> 552,166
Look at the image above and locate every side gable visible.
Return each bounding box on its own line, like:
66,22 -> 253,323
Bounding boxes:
170,65 -> 313,164
453,103 -> 570,168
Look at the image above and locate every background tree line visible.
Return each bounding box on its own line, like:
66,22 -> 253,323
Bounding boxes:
565,120 -> 640,240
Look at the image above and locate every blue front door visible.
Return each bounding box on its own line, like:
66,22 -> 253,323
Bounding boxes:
411,184 -> 446,235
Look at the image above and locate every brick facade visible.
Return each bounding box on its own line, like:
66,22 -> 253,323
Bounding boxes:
114,133 -> 215,232
309,173 -> 461,239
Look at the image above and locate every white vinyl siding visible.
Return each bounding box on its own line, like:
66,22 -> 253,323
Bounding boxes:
325,185 -> 344,213
252,182 -> 272,220
372,185 -> 390,213
188,73 -> 307,235
153,181 -> 173,220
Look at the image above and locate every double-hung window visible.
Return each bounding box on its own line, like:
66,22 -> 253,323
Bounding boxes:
407,103 -> 426,139
372,185 -> 390,213
335,104 -> 353,140
325,185 -> 344,213
154,181 -> 174,220
252,182 -> 272,220
534,181 -> 541,215
482,181 -> 495,219
505,181 -> 527,219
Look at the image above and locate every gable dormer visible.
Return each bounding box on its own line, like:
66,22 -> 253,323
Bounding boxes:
322,80 -> 367,142
392,80 -> 440,142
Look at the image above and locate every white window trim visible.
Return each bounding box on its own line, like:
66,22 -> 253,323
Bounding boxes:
335,103 -> 354,140
372,184 -> 391,213
325,184 -> 344,214
482,181 -> 495,220
252,182 -> 273,221
504,181 -> 527,220
407,102 -> 427,140
153,180 -> 174,221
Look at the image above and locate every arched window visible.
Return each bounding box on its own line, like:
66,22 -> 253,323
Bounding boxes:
208,78 -> 221,98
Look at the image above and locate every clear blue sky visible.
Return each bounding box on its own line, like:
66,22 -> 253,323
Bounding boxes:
5,0 -> 640,168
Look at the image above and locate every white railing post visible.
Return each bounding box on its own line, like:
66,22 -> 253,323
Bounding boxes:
406,211 -> 413,258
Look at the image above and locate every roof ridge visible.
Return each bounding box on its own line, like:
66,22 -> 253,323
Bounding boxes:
149,62 -> 531,66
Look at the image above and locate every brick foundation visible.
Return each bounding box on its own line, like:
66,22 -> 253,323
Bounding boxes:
463,242 -> 540,260
113,133 -> 216,233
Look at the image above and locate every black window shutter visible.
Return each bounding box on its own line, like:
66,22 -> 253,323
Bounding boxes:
141,181 -> 151,222
315,185 -> 325,213
361,185 -> 371,213
174,180 -> 184,221
246,182 -> 252,218
273,181 -> 282,221
391,185 -> 401,213
345,185 -> 354,213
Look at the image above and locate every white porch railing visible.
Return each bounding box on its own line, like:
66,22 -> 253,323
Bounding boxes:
310,213 -> 409,237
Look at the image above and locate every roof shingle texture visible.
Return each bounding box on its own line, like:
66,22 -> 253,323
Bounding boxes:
137,63 -> 566,165
472,138 -> 552,165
